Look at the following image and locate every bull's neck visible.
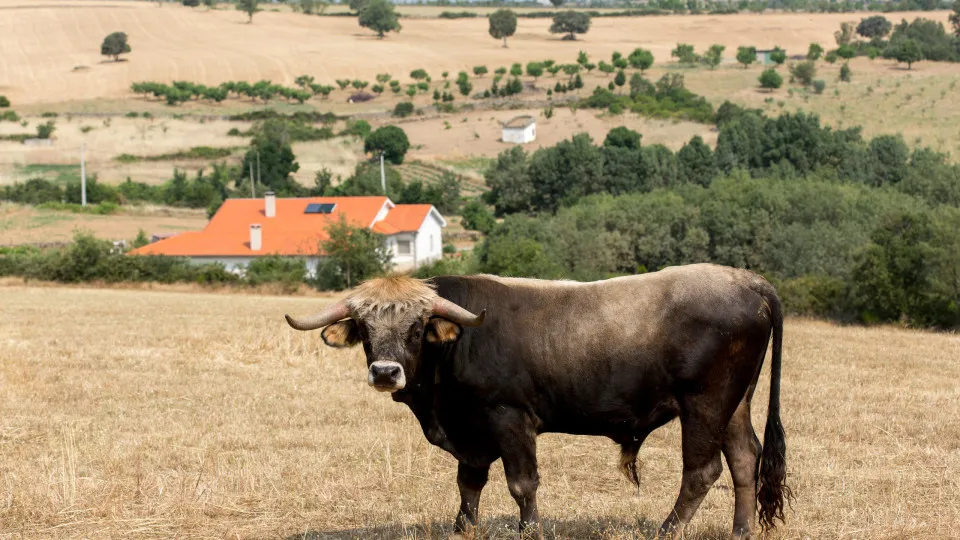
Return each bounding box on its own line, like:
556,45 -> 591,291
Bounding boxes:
391,354 -> 456,455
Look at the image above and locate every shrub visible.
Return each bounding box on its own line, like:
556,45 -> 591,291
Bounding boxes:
758,68 -> 783,90
36,121 -> 56,139
393,101 -> 414,118
813,79 -> 826,94
840,62 -> 852,82
789,61 -> 817,86
0,96 -> 9,108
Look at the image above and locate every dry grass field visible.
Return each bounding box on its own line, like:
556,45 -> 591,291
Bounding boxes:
1,285 -> 958,539
0,1 -> 948,106
0,202 -> 208,245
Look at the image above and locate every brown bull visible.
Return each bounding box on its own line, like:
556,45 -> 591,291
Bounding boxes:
285,263 -> 791,538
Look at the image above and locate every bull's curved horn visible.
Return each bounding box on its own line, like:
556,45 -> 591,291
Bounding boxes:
285,300 -> 350,331
431,298 -> 486,327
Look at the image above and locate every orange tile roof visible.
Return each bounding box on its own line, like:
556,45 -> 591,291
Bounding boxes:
380,204 -> 435,233
128,197 -> 440,258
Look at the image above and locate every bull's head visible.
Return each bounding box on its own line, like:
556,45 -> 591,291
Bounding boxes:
284,277 -> 485,393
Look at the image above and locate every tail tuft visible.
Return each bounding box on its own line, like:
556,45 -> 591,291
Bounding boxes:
618,443 -> 641,492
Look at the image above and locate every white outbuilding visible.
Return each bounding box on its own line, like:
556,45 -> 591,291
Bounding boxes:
501,115 -> 537,144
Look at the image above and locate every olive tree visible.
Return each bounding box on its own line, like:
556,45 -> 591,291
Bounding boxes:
489,9 -> 517,48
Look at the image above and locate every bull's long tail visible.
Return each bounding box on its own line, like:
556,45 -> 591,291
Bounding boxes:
757,290 -> 793,530
618,442 -> 641,492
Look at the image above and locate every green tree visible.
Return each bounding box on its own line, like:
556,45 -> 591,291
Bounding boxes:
473,65 -> 488,77
489,9 -> 518,48
410,68 -> 429,81
485,146 -> 533,216
857,15 -> 892,39
36,121 -> 56,139
549,0 -> 564,6
885,38 -> 923,70
240,119 -> 301,195
549,11 -> 591,41
0,96 -> 9,108
364,125 -> 410,165
236,0 -> 259,22
526,62 -> 544,80
758,68 -> 783,90
736,46 -> 757,68
671,43 -> 698,65
182,0 -> 200,6
807,42 -> 824,61
702,44 -> 725,69
317,215 -> 391,290
614,70 -> 626,88
100,32 -> 131,61
604,126 -> 642,150
770,46 -> 787,65
348,0 -> 368,12
627,48 -> 654,72
358,0 -> 401,38
824,50 -> 838,64
461,199 -> 496,234
527,133 -> 603,213
951,4 -> 960,36
677,135 -> 717,187
510,63 -> 523,77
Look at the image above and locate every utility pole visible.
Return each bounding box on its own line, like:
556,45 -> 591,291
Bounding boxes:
250,166 -> 255,198
80,143 -> 87,207
256,151 -> 261,187
380,151 -> 386,194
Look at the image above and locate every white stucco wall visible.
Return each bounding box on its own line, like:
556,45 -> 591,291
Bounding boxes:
502,123 -> 536,144
415,214 -> 444,265
187,256 -> 324,278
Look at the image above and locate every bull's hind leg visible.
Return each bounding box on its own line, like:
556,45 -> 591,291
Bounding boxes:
659,413 -> 725,538
454,461 -> 491,535
722,397 -> 762,539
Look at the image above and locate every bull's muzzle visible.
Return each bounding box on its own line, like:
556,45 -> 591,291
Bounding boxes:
368,360 -> 406,392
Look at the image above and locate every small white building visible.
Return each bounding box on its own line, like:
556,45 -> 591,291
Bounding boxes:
128,193 -> 446,274
502,115 -> 537,144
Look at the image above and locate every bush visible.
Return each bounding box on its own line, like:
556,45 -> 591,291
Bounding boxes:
245,255 -> 306,292
758,68 -> 783,90
461,199 -> 497,234
789,61 -> 817,86
36,121 -> 56,139
393,101 -> 414,118
813,79 -> 826,94
0,96 -> 9,108
840,62 -> 852,82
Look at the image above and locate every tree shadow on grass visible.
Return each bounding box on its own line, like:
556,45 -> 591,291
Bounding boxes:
282,515 -> 728,540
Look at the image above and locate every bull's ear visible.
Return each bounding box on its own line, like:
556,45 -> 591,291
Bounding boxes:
321,320 -> 360,348
425,317 -> 462,344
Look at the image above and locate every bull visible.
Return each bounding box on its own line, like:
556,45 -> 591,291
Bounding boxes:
285,263 -> 791,539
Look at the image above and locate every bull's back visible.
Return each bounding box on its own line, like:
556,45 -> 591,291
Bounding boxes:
433,266 -> 774,431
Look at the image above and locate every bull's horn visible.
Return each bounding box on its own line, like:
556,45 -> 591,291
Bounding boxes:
432,298 -> 486,327
285,300 -> 350,331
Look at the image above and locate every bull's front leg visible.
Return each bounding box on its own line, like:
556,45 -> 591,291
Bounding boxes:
454,461 -> 490,535
496,412 -> 542,539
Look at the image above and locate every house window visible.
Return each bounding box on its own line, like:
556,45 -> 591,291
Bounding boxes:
397,240 -> 412,255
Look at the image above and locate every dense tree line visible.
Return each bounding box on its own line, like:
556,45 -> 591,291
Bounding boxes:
471,103 -> 960,329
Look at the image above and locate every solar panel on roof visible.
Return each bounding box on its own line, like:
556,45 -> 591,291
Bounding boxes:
305,203 -> 336,214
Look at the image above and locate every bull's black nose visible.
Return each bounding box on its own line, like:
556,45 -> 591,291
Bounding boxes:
373,364 -> 400,380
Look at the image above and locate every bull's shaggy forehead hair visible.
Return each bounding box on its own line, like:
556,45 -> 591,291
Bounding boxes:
346,277 -> 437,321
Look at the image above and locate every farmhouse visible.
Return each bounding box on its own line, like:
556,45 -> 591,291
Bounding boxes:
128,193 -> 446,274
502,115 -> 537,144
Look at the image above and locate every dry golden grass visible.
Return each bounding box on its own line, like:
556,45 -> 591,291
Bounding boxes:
0,202 -> 208,245
1,284 -> 958,538
0,0 -> 947,106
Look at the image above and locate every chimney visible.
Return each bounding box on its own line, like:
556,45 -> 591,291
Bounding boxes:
250,224 -> 262,251
265,191 -> 276,218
